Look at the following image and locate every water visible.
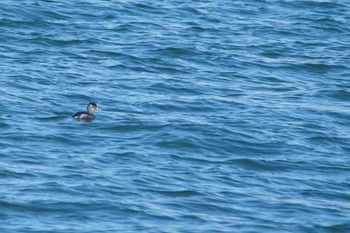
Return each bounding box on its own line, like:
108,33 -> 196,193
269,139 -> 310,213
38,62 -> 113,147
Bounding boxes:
1,0 -> 350,232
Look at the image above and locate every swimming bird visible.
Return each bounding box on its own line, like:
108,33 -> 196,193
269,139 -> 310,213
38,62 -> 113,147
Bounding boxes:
72,102 -> 100,121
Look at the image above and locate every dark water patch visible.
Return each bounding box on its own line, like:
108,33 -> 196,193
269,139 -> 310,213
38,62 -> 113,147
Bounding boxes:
322,89 -> 350,101
284,1 -> 347,11
0,168 -> 38,179
0,121 -> 11,130
310,17 -> 349,33
147,82 -> 204,95
151,47 -> 201,58
316,223 -> 350,233
227,158 -> 291,172
36,115 -> 68,122
142,100 -> 216,113
88,49 -> 138,60
101,120 -> 171,133
155,136 -> 202,151
140,187 -> 203,198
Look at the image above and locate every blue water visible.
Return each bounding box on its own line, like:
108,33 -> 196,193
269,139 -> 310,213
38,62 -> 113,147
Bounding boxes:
1,0 -> 350,232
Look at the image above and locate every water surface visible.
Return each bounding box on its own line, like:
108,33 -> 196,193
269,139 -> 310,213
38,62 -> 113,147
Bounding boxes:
1,0 -> 350,232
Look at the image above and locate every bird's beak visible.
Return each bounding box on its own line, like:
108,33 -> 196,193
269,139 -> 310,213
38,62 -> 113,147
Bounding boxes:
95,106 -> 101,110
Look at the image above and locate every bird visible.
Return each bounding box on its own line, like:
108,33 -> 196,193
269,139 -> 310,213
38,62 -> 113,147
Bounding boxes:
72,102 -> 100,121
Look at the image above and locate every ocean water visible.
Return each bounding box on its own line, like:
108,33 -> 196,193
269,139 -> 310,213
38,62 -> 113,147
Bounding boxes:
1,0 -> 350,232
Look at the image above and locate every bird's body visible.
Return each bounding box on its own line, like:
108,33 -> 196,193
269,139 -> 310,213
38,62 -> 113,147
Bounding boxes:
72,103 -> 100,121
72,111 -> 95,121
